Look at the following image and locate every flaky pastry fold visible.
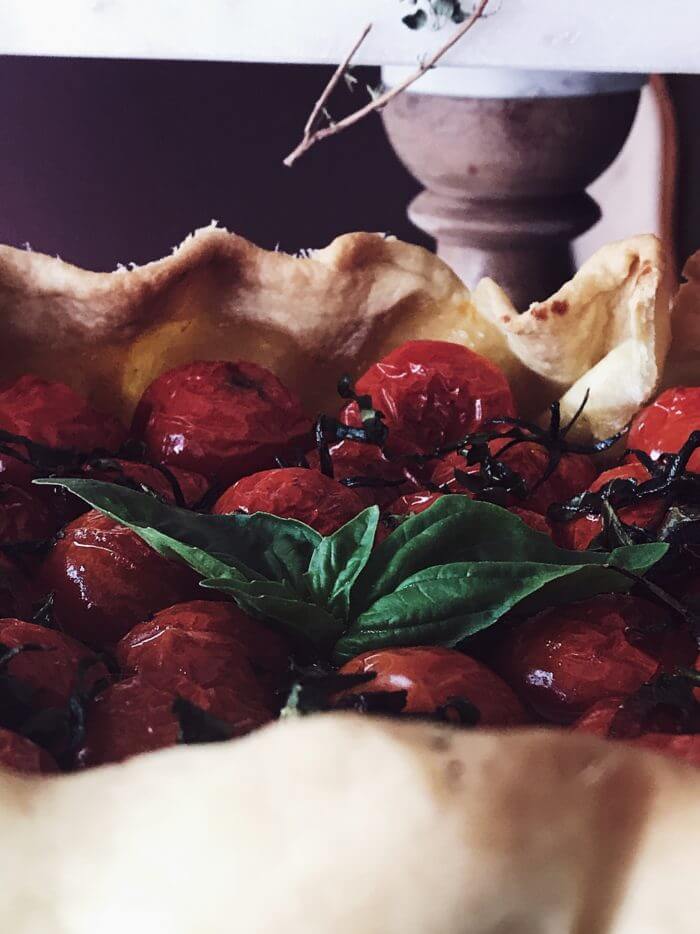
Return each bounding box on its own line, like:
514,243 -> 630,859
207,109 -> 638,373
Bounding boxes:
0,227 -> 676,442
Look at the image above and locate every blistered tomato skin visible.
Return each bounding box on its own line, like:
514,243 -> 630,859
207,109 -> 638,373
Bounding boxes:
628,386 -> 700,469
39,510 -> 201,648
0,728 -> 58,774
81,459 -> 209,508
131,361 -> 313,487
341,340 -> 515,455
116,600 -> 290,700
77,674 -> 275,767
337,646 -> 529,726
554,460 -> 666,551
213,467 -> 366,536
494,595 -> 696,724
0,374 -> 126,453
0,618 -> 108,712
574,697 -> 700,768
306,441 -> 423,509
431,441 -> 596,515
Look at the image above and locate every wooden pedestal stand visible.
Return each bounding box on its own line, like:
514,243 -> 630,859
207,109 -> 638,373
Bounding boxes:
382,90 -> 640,309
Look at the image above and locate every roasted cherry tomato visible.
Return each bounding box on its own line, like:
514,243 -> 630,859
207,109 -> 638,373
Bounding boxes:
0,483 -> 60,546
574,696 -> 700,768
0,555 -> 33,620
0,455 -> 37,489
628,386 -> 700,469
554,459 -> 666,551
0,728 -> 58,774
77,673 -> 274,767
387,491 -> 444,517
341,340 -> 515,455
0,374 -> 126,453
387,489 -> 553,537
431,440 -> 595,515
116,600 -> 290,700
131,360 -> 312,486
81,459 -> 209,508
39,510 -> 201,648
306,441 -> 423,508
493,595 -> 696,724
337,646 -> 528,726
0,618 -> 108,712
212,467 -> 365,536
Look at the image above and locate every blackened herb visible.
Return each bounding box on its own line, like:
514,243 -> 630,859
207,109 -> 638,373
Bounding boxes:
608,669 -> 700,739
173,697 -> 235,745
549,432 -> 700,556
31,592 -> 59,631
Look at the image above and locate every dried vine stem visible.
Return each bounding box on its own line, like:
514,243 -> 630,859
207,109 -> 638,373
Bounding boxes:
284,0 -> 490,167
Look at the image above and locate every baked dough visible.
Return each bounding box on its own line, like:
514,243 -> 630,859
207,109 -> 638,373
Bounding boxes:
1,714 -> 697,934
0,228 -> 696,932
0,226 -> 672,441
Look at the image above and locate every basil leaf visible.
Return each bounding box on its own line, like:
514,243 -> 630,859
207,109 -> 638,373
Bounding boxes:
34,479 -> 320,593
354,496 -> 608,613
201,576 -> 343,649
335,542 -> 668,661
306,507 -> 379,620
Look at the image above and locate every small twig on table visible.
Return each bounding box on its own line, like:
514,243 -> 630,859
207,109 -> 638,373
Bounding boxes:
284,0 -> 490,167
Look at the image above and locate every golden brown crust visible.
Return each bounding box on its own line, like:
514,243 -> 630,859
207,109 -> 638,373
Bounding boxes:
0,227 -> 673,442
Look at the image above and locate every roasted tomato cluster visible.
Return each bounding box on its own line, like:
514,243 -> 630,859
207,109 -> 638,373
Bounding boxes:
0,342 -> 698,774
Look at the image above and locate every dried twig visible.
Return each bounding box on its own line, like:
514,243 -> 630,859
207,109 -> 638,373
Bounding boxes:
284,0 -> 490,167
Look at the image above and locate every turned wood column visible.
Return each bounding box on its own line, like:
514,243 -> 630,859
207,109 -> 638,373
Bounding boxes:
381,74 -> 642,309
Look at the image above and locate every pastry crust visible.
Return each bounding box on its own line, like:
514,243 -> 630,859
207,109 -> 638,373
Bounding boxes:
0,226 -> 672,442
1,714 -> 698,934
0,228 -> 696,931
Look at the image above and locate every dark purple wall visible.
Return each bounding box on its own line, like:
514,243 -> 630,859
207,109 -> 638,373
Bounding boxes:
0,56 -> 430,270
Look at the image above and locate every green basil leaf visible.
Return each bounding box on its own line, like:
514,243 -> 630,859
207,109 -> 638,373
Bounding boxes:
201,576 -> 343,649
353,496 -> 609,613
306,506 -> 379,620
34,478 -> 321,593
335,542 -> 668,661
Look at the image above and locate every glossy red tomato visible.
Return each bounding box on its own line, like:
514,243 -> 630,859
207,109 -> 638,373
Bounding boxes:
387,490 -> 445,517
431,440 -> 596,515
81,459 -> 209,508
116,600 -> 290,700
77,673 -> 274,767
0,374 -> 126,453
306,441 -> 423,508
0,728 -> 58,774
131,361 -> 313,486
574,696 -> 700,768
0,618 -> 108,712
628,386 -> 700,469
341,340 -> 515,455
212,467 -> 366,536
39,510 -> 201,648
337,646 -> 529,726
493,595 -> 696,724
554,460 -> 666,551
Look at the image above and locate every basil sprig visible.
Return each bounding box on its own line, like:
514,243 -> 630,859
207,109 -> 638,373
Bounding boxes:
35,479 -> 668,662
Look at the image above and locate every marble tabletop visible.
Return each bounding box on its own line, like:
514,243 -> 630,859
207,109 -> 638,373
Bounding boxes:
0,0 -> 697,74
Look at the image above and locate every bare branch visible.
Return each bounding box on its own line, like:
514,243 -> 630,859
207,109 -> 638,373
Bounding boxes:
284,0 -> 490,167
302,23 -> 372,139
